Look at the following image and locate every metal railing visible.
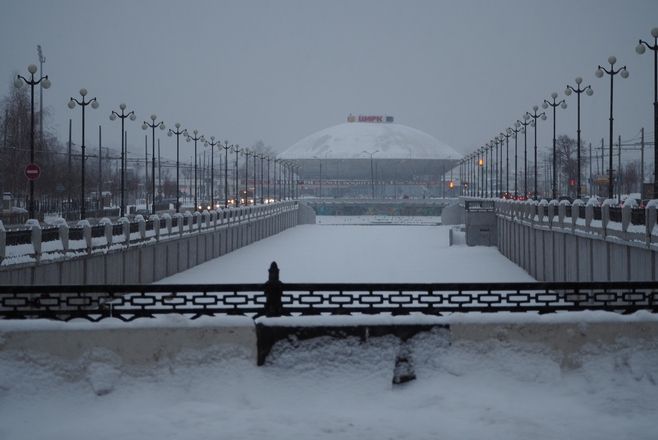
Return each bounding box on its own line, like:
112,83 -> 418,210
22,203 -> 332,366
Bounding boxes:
0,201 -> 299,263
492,198 -> 658,245
1,262 -> 656,322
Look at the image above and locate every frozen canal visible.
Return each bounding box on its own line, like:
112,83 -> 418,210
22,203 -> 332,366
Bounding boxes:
2,219 -> 657,440
160,221 -> 534,284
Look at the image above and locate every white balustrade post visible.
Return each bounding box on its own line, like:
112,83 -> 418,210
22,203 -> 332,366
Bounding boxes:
118,217 -> 130,245
99,217 -> 113,247
601,204 -> 610,237
193,211 -> 202,232
621,203 -> 633,233
162,213 -> 172,237
646,205 -> 657,244
0,220 -> 5,262
184,211 -> 193,232
173,213 -> 184,237
77,219 -> 92,254
149,214 -> 160,241
135,215 -> 146,240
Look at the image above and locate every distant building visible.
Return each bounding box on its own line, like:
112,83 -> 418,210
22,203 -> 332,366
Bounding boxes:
278,118 -> 462,198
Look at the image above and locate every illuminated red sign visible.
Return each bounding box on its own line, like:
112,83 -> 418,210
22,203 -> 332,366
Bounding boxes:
347,114 -> 394,123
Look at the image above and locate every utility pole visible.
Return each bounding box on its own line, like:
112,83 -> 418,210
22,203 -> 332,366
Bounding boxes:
37,45 -> 45,145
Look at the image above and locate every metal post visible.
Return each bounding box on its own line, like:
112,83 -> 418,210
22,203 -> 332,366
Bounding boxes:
596,58 -> 628,199
98,125 -> 102,214
636,30 -> 658,198
234,145 -> 240,206
527,107 -> 545,200
641,128 -> 645,195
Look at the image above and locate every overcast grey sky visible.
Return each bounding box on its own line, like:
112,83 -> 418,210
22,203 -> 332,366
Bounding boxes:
1,0 -> 657,162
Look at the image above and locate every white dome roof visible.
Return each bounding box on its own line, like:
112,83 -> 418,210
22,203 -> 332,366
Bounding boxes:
279,122 -> 462,160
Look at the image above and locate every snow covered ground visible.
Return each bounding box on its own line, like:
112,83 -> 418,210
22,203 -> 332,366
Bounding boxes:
2,218 -> 656,439
1,323 -> 656,440
160,222 -> 534,284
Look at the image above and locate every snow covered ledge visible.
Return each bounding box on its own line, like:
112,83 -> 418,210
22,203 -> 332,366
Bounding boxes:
2,312 -> 657,377
0,315 -> 256,394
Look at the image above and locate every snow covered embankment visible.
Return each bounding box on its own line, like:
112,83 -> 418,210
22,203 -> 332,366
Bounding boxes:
1,314 -> 657,440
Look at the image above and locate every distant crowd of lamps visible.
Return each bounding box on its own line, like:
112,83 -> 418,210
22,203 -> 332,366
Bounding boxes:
13,63 -> 300,220
456,27 -> 658,201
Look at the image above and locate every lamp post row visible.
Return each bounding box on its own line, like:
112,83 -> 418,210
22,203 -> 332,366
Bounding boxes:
461,26 -> 657,201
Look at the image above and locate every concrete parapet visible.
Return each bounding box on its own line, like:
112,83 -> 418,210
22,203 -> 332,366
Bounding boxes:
494,199 -> 658,282
0,318 -> 256,368
0,202 -> 304,285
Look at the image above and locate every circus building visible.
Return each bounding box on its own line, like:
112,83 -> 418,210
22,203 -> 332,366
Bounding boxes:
278,115 -> 462,198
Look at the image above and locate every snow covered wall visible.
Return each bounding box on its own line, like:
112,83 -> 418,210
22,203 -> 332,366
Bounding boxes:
0,202 -> 314,285
496,200 -> 658,282
1,313 -> 657,439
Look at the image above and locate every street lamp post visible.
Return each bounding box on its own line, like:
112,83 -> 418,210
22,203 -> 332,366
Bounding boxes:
244,149 -> 252,205
142,115 -> 166,214
526,106 -> 547,200
502,131 -> 511,196
204,136 -> 219,209
482,142 -> 489,197
509,123 -> 521,198
596,56 -> 629,199
565,78 -> 594,200
274,158 -> 279,201
266,155 -> 271,202
110,104 -> 136,217
167,123 -> 187,213
487,143 -> 498,197
259,154 -> 265,204
184,130 -> 202,210
518,116 -> 531,198
252,150 -> 258,204
15,64 -> 51,219
67,88 -> 98,220
636,28 -> 658,197
492,139 -> 497,197
233,145 -> 241,206
221,141 -> 230,207
542,92 -> 568,200
478,148 -> 485,198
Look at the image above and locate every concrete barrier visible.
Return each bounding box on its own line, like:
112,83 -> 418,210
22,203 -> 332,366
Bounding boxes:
0,202 -> 312,286
495,199 -> 658,282
0,318 -> 256,373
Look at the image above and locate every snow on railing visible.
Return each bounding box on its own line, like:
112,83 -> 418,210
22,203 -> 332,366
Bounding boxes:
0,201 -> 298,266
487,197 -> 658,245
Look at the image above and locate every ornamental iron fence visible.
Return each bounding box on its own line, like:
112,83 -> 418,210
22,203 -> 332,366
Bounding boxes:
1,262 -> 656,322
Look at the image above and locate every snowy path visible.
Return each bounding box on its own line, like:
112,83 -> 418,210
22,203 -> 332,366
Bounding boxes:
160,224 -> 534,284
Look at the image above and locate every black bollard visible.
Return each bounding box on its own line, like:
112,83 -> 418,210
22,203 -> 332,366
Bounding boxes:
264,261 -> 284,317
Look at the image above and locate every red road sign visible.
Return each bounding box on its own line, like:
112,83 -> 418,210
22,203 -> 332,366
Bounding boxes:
25,163 -> 41,181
